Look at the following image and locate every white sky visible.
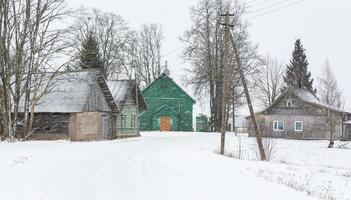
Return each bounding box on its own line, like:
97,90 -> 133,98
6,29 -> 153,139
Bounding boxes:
66,0 -> 351,116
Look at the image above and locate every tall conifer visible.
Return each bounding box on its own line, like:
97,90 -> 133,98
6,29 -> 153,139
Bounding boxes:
284,39 -> 316,95
79,31 -> 103,70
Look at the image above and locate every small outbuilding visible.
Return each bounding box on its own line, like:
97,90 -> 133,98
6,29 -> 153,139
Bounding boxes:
140,71 -> 196,132
196,114 -> 209,132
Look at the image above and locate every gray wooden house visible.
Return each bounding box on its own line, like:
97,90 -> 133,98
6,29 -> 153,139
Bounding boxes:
108,80 -> 147,138
247,88 -> 351,140
19,70 -> 119,141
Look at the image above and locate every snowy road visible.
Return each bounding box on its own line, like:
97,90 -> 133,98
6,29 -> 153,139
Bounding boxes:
0,132 -> 334,200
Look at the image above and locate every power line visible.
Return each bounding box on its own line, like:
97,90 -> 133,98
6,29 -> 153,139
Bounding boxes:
162,47 -> 182,58
246,0 -> 278,9
248,0 -> 305,20
247,0 -> 296,14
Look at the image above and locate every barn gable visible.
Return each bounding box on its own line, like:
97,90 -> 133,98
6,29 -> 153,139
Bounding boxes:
142,73 -> 196,103
140,72 -> 195,132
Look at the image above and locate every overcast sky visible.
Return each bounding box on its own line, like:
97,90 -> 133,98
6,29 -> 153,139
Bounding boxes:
67,0 -> 351,116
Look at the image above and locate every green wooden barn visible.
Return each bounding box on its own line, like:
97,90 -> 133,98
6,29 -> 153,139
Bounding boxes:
140,71 -> 196,132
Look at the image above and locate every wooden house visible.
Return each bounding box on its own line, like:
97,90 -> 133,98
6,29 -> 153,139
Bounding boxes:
108,80 -> 147,138
246,88 -> 351,140
139,71 -> 196,132
18,70 -> 118,140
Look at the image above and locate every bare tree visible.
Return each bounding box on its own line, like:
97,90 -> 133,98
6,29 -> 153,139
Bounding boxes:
68,8 -> 131,79
318,60 -> 344,148
136,24 -> 164,86
253,55 -> 284,109
0,0 -> 74,140
181,0 -> 260,132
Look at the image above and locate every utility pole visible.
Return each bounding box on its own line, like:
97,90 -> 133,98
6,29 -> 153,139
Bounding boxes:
229,30 -> 266,161
135,67 -> 140,137
232,86 -> 235,133
219,12 -> 233,155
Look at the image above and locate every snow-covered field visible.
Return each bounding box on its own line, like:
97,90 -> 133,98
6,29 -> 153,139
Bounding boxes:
0,132 -> 350,200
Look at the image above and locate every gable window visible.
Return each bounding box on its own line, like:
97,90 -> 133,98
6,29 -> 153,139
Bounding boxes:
273,121 -> 284,131
177,104 -> 182,112
131,114 -> 136,128
121,115 -> 127,128
294,121 -> 303,132
287,100 -> 292,107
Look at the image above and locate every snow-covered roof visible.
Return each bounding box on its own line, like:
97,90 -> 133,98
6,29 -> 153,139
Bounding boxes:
292,88 -> 320,105
107,80 -> 148,110
29,71 -> 96,113
107,80 -> 134,108
258,88 -> 347,115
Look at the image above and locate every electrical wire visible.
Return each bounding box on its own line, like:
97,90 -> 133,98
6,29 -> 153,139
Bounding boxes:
246,0 -> 278,9
247,0 -> 296,14
248,0 -> 305,20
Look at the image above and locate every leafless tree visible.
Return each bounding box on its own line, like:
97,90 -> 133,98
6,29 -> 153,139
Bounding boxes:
318,60 -> 344,148
68,8 -> 131,79
68,10 -> 164,85
181,0 -> 260,131
253,55 -> 284,109
0,0 -> 74,140
136,24 -> 164,86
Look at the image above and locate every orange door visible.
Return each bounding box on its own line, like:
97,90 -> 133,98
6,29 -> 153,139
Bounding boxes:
160,116 -> 171,131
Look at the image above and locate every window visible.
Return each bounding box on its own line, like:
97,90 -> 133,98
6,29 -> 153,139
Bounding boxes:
131,114 -> 136,128
177,104 -> 182,112
121,115 -> 126,128
294,121 -> 303,132
287,100 -> 292,107
273,121 -> 284,131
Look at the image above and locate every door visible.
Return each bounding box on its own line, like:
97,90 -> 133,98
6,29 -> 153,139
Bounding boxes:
160,116 -> 171,131
101,113 -> 112,139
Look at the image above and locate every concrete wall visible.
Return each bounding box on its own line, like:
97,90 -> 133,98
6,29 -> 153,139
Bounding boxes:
69,112 -> 102,141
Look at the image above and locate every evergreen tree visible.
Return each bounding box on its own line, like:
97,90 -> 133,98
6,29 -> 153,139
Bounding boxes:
79,31 -> 103,71
284,39 -> 316,95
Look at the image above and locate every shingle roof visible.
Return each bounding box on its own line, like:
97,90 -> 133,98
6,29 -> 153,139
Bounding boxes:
29,71 -> 95,113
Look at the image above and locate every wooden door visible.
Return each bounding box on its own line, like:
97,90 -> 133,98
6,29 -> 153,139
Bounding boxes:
160,116 -> 171,131
101,113 -> 112,139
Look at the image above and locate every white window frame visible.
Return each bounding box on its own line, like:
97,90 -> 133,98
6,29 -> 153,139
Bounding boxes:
294,121 -> 304,132
287,100 -> 292,107
273,121 -> 284,132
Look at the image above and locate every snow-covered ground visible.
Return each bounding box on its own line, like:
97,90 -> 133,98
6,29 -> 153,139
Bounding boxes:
0,132 -> 350,200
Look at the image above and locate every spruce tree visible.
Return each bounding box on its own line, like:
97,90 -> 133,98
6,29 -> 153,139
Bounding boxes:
284,39 -> 317,95
79,31 -> 103,70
